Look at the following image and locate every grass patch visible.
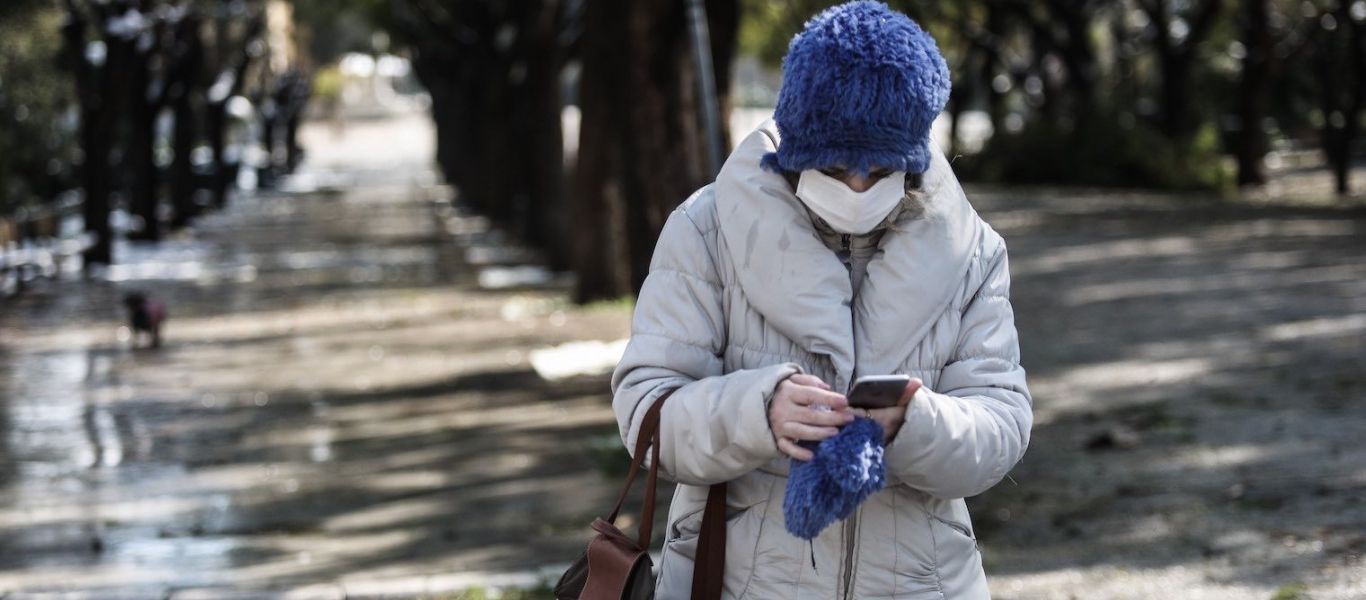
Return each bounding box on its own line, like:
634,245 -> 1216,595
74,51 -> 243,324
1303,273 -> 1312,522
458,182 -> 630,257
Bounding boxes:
1269,582 -> 1310,600
585,431 -> 631,478
582,295 -> 635,313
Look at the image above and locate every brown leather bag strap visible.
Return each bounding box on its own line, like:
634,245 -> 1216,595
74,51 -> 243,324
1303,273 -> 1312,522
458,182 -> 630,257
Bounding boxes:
602,389 -> 728,600
605,389 -> 675,534
637,404 -> 663,549
691,481 -> 728,600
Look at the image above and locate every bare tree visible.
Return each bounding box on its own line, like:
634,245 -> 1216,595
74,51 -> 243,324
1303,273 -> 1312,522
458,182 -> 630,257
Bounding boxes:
1139,0 -> 1226,138
1310,0 -> 1364,195
61,0 -> 121,266
393,0 -> 569,266
571,0 -> 738,302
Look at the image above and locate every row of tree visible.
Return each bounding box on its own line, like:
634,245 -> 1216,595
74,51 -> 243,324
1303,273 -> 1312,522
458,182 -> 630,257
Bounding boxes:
748,0 -> 1365,192
4,0 -> 1362,293
379,0 -> 1362,304
0,0 -> 309,269
386,0 -> 738,302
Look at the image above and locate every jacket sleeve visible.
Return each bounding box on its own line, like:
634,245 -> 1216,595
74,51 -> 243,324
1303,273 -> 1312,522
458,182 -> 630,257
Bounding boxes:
611,207 -> 801,487
884,236 -> 1033,500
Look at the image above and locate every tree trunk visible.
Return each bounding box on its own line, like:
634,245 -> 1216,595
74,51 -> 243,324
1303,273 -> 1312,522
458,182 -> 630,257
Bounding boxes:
947,81 -> 964,158
1044,0 -> 1097,117
1337,0 -> 1363,196
258,98 -> 279,189
1160,55 -> 1193,137
128,46 -> 161,241
1148,0 -> 1182,136
170,92 -> 199,228
206,99 -> 229,208
706,0 -> 739,153
206,13 -> 262,209
572,0 -> 737,301
1314,1 -> 1358,196
517,0 -> 569,271
469,52 -> 515,225
578,0 -> 735,299
78,104 -> 114,266
409,50 -> 458,186
982,4 -> 1008,137
168,12 -> 204,229
1236,0 -> 1272,187
571,0 -> 633,302
617,0 -> 736,295
63,3 -> 114,267
1144,0 -> 1225,138
284,74 -> 307,172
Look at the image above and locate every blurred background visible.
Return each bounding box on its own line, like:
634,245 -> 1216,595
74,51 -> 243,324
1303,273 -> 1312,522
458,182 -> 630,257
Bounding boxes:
0,0 -> 1363,598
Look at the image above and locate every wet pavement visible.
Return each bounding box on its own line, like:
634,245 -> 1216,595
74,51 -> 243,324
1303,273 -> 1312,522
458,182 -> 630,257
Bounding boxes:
0,114 -> 632,597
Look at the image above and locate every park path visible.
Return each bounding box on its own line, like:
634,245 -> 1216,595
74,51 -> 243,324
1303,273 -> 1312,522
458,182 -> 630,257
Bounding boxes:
0,114 -> 635,598
1,113 -> 1364,599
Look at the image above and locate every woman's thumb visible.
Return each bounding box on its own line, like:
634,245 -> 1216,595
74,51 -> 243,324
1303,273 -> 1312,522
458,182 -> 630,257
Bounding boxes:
899,378 -> 923,406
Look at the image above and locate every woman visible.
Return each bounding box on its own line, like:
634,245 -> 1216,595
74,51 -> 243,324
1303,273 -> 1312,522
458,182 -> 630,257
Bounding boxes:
610,2 -> 1032,598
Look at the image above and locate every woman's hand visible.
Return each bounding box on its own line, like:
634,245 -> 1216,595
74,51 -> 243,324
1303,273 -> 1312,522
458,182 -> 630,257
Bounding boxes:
859,377 -> 923,444
769,374 -> 855,461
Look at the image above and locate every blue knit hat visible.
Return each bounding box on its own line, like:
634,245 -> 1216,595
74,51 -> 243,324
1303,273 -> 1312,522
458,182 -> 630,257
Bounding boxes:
761,1 -> 951,176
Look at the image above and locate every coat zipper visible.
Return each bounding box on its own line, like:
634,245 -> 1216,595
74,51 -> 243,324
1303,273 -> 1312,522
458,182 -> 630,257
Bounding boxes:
841,506 -> 860,599
839,230 -> 857,600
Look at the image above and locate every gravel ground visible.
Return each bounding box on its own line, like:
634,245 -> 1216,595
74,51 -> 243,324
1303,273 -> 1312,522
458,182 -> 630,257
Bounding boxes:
967,187 -> 1366,599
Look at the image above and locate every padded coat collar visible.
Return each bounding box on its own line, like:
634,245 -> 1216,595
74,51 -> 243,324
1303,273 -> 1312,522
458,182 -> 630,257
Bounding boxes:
713,119 -> 983,392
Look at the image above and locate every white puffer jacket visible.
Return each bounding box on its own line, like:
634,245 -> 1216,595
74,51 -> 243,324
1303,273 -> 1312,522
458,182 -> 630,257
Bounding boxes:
610,119 -> 1032,600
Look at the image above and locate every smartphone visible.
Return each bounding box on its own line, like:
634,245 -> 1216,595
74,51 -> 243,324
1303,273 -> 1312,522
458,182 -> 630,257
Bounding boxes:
847,374 -> 911,409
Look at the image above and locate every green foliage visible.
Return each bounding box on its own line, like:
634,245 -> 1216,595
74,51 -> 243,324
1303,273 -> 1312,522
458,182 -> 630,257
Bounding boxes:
1269,582 -> 1310,600
739,0 -> 839,68
585,432 -> 629,479
0,2 -> 77,216
290,0 -> 391,64
311,65 -> 345,104
735,1 -> 1272,191
0,0 -> 53,21
582,295 -> 634,313
956,112 -> 1232,192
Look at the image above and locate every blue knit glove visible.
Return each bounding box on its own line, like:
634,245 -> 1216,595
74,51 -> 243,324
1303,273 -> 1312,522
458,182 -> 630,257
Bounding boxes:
783,415 -> 887,540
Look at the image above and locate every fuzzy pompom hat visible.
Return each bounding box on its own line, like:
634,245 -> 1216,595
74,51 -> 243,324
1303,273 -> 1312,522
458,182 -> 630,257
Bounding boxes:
761,1 -> 951,177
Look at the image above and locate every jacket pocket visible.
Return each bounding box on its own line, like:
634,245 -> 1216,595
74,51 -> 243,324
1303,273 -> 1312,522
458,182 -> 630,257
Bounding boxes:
740,471 -> 807,597
888,487 -> 940,597
930,512 -> 975,542
927,498 -> 985,598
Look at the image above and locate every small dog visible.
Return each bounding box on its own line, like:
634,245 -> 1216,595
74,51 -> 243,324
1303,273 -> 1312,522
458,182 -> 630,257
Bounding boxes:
123,292 -> 166,348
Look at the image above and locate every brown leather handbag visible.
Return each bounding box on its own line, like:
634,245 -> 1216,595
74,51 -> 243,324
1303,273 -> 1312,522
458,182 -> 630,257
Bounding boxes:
554,390 -> 728,600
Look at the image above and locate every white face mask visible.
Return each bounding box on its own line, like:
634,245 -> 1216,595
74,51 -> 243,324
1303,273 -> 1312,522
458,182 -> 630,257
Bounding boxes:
795,169 -> 907,235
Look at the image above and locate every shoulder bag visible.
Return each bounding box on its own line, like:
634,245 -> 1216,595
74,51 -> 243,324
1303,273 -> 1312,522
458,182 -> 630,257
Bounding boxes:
554,390 -> 728,600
